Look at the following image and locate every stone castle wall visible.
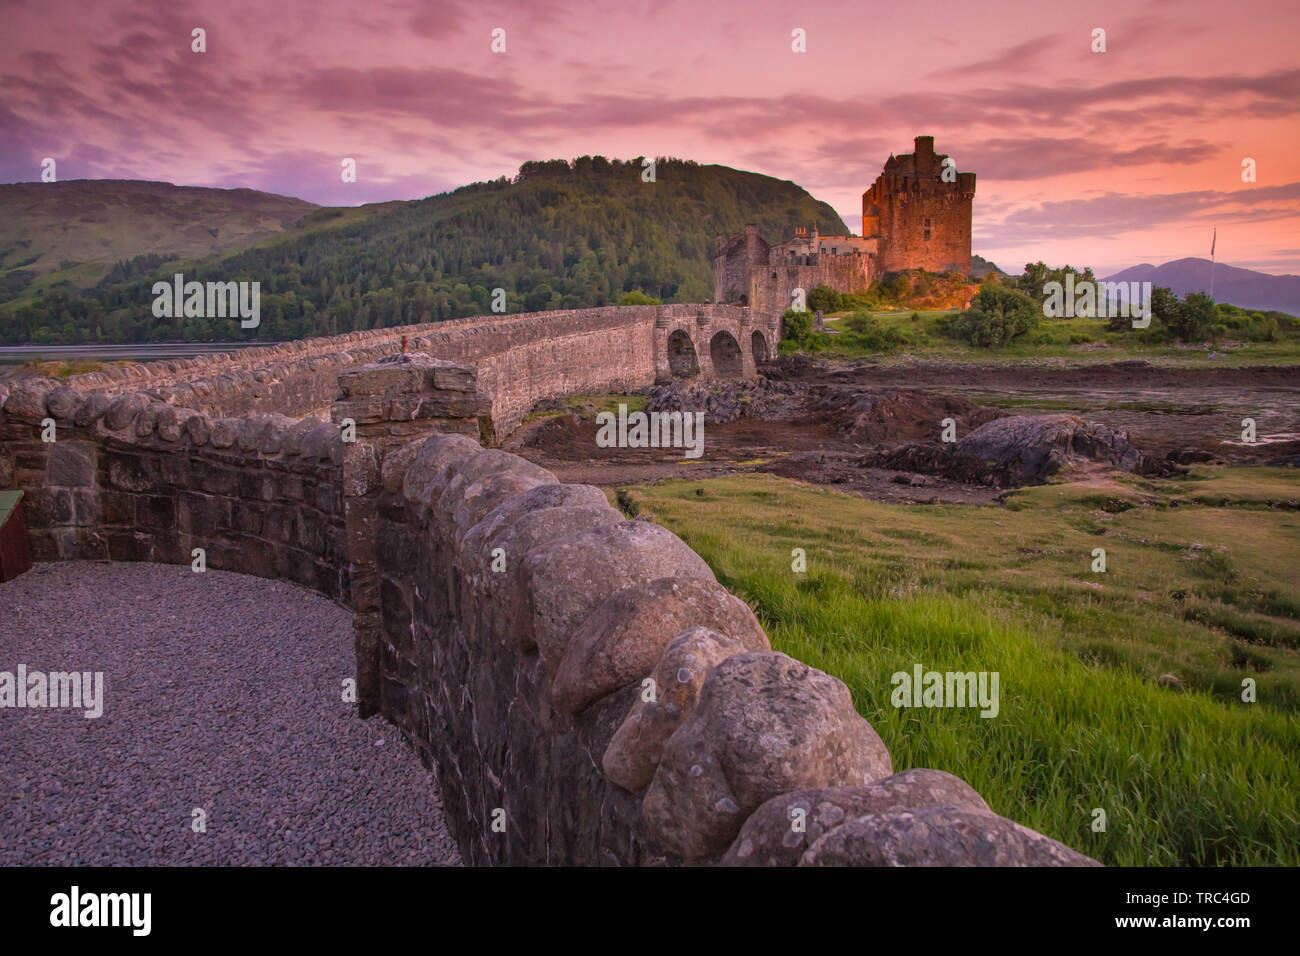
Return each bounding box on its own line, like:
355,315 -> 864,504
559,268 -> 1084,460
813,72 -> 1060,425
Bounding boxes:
748,258 -> 876,315
714,136 -> 976,307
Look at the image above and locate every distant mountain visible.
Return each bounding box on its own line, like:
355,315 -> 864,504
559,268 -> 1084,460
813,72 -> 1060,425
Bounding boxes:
0,158 -> 849,344
0,180 -> 318,301
1105,258 -> 1300,315
970,254 -> 1005,278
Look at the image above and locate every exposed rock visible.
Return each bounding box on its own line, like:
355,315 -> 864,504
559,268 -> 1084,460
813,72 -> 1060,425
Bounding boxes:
553,578 -> 768,716
1167,448 -> 1218,465
645,378 -> 799,424
819,387 -> 997,444
602,626 -> 759,792
877,414 -> 1176,487
797,804 -> 1101,867
722,769 -> 988,867
641,652 -> 892,860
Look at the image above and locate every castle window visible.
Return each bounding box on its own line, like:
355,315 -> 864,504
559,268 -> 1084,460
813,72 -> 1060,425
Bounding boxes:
924,218 -> 932,241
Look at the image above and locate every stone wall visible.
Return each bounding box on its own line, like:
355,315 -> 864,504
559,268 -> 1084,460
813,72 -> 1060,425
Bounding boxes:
0,382 -> 349,598
0,320 -> 1099,868
748,257 -> 875,315
33,303 -> 776,438
369,427 -> 1100,866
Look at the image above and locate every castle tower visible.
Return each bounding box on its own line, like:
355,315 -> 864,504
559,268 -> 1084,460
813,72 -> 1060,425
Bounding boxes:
862,135 -> 975,274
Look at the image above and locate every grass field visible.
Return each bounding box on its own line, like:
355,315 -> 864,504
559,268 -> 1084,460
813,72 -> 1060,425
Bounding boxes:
617,467 -> 1300,865
521,392 -> 646,424
805,309 -> 1300,366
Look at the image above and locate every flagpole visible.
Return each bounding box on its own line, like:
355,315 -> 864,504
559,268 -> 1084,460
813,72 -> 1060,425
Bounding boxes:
1209,227 -> 1216,300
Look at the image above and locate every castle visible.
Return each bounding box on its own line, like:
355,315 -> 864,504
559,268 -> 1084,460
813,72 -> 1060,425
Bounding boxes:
713,136 -> 976,312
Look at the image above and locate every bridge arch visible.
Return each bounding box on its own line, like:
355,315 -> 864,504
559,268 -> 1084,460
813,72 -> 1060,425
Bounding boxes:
667,329 -> 700,379
709,330 -> 744,379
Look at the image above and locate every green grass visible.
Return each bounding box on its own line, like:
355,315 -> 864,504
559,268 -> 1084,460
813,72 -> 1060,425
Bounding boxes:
521,392 -> 646,424
808,309 -> 1300,365
19,358 -> 133,377
620,467 -> 1300,865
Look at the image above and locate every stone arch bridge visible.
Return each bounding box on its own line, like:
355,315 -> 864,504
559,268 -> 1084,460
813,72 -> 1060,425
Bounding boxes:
653,305 -> 778,382
0,303 -> 781,442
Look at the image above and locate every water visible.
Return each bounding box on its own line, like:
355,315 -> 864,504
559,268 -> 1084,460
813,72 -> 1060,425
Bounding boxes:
0,342 -> 280,366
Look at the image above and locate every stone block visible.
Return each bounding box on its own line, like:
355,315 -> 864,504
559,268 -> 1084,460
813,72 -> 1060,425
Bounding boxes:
641,652 -> 892,860
46,442 -> 96,488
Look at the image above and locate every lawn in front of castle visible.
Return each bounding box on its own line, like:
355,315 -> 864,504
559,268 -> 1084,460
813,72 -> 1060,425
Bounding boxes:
617,468 -> 1300,866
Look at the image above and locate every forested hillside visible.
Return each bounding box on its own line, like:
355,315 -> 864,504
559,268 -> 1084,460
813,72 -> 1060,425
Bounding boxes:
0,180 -> 317,303
1,157 -> 847,344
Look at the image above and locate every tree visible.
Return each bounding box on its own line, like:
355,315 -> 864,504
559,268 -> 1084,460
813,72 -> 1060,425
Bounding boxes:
951,285 -> 1039,347
808,284 -> 843,313
1017,261 -> 1097,306
1165,292 -> 1220,343
618,290 -> 661,305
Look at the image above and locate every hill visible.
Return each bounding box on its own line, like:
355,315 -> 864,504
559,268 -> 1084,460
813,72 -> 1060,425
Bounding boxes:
0,180 -> 318,302
1106,258 -> 1300,315
0,158 -> 848,345
970,254 -> 1005,278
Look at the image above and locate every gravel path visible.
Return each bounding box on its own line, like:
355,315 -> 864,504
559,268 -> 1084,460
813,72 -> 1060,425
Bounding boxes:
0,562 -> 461,866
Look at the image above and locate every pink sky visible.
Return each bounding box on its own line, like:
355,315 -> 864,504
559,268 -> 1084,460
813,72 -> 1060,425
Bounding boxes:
3,0 -> 1299,275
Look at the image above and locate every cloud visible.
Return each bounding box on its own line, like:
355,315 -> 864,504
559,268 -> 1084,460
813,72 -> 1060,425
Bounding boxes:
983,182 -> 1300,242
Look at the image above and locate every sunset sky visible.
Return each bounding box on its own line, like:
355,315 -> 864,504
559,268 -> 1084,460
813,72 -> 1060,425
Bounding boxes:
3,0 -> 1299,275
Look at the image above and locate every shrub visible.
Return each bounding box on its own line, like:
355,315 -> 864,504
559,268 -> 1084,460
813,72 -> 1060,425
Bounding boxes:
618,289 -> 661,305
782,308 -> 813,343
808,285 -> 843,314
841,313 -> 904,351
950,285 -> 1039,347
1165,292 -> 1221,343
884,274 -> 911,300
